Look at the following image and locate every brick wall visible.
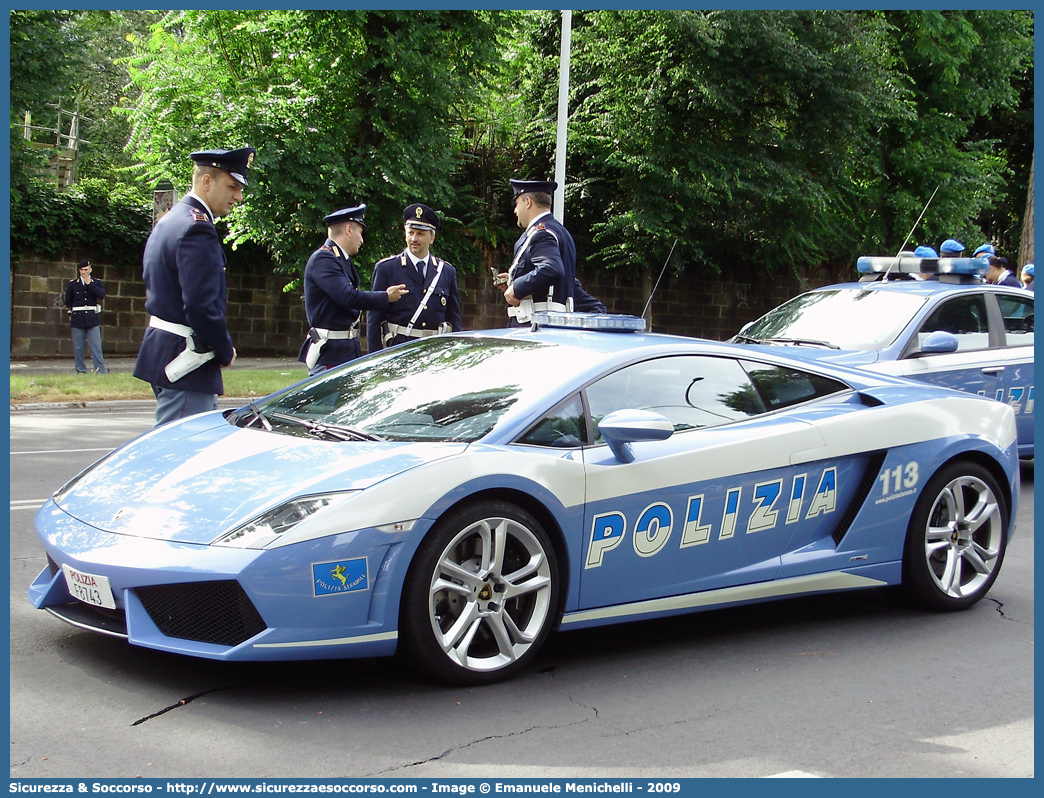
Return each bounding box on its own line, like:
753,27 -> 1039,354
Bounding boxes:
10,252 -> 312,359
10,252 -> 832,359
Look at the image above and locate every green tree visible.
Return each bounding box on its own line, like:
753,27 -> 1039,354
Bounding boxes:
874,10 -> 1034,255
9,10 -> 75,193
513,9 -> 1032,276
9,10 -> 161,190
123,10 -> 513,278
517,10 -> 908,275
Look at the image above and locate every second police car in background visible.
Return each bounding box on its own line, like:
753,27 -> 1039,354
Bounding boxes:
29,313 -> 1020,685
734,256 -> 1034,459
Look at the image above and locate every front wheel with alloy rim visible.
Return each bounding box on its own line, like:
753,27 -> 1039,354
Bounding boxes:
902,460 -> 1008,611
398,500 -> 560,685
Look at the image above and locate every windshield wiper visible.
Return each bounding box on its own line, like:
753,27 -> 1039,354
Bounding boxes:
267,411 -> 383,442
759,336 -> 840,350
246,401 -> 273,431
733,333 -> 762,344
230,401 -> 273,430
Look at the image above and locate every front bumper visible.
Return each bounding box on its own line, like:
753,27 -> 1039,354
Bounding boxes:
28,499 -> 423,661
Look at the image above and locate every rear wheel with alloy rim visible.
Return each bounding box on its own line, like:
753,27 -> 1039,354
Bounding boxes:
399,500 -> 560,685
901,460 -> 1008,611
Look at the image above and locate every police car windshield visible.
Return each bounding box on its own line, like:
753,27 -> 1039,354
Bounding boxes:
742,289 -> 927,350
256,337 -> 592,442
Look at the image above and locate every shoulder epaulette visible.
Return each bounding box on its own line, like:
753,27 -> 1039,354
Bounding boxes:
189,208 -> 210,223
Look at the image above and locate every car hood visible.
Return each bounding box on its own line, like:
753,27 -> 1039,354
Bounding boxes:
52,413 -> 467,544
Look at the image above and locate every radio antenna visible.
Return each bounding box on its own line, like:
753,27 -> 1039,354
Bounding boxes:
641,239 -> 679,320
885,184 -> 940,280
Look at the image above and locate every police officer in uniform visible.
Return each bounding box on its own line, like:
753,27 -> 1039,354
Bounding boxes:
65,258 -> 107,374
986,256 -> 1021,288
367,203 -> 462,351
299,205 -> 408,374
133,146 -> 254,427
495,179 -> 576,325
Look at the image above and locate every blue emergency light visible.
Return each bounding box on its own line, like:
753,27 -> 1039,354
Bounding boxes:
533,312 -> 647,332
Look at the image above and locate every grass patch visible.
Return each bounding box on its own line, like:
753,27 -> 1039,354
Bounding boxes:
11,369 -> 309,404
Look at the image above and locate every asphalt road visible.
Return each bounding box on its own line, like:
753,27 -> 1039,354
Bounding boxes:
8,405 -> 1035,779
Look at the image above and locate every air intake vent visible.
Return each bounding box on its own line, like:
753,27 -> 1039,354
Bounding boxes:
832,451 -> 888,545
137,581 -> 267,647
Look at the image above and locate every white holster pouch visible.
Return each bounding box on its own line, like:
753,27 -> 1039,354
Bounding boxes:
507,299 -> 568,324
150,317 -> 216,383
305,326 -> 358,369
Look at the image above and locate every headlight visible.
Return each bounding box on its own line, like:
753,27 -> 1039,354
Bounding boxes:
211,493 -> 353,549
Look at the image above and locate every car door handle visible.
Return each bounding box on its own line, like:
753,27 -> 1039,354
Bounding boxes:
981,366 -> 1005,376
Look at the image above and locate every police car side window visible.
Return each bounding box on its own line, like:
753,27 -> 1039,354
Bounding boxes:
585,356 -> 766,443
916,295 -> 991,352
741,361 -> 849,410
996,293 -> 1034,346
518,393 -> 588,448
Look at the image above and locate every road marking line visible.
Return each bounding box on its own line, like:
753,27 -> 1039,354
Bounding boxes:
11,500 -> 48,509
764,771 -> 822,778
11,447 -> 114,455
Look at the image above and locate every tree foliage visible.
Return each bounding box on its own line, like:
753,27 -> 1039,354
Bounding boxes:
876,10 -> 1034,255
9,10 -> 161,190
123,10 -> 514,278
515,9 -> 1032,275
11,9 -> 1033,282
10,178 -> 152,266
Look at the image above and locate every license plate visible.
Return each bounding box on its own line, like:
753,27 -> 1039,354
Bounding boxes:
62,564 -> 116,610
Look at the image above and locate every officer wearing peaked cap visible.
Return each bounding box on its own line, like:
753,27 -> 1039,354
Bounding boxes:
495,179 -> 576,325
368,203 -> 462,351
133,146 -> 255,427
299,204 -> 408,374
65,258 -> 108,374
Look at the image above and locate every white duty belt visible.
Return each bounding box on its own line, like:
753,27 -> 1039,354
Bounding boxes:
149,317 -> 216,382
71,305 -> 101,313
385,322 -> 452,342
305,324 -> 359,369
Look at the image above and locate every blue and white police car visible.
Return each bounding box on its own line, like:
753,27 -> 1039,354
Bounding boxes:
30,313 -> 1020,684
734,256 -> 1034,459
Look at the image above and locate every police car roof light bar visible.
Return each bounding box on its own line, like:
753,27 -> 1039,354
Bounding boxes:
534,311 -> 647,332
857,256 -> 987,283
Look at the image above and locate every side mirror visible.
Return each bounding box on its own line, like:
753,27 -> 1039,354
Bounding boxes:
919,330 -> 959,354
598,409 -> 674,463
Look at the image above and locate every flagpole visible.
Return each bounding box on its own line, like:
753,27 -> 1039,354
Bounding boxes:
553,10 -> 572,222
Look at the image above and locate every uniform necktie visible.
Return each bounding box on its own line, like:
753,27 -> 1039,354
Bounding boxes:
417,260 -> 427,281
